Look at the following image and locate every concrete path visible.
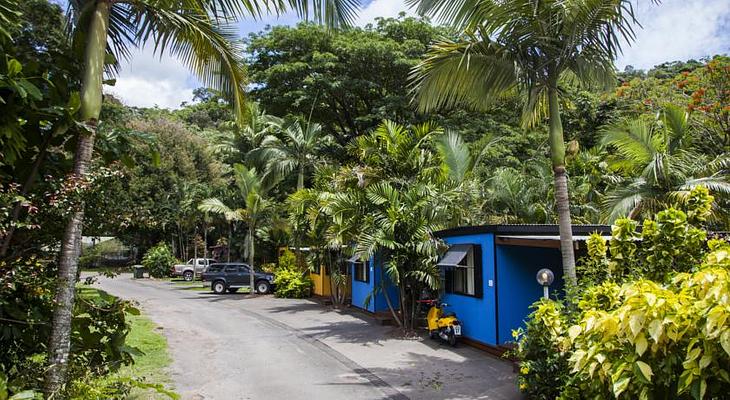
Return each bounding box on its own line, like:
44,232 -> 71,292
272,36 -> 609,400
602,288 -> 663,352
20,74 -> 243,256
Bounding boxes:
94,274 -> 520,400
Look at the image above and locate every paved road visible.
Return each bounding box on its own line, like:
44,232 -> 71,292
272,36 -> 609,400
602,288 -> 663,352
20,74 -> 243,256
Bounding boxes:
95,275 -> 520,400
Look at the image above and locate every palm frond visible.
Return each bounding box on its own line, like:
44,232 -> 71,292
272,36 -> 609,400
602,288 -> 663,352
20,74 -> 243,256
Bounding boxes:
198,198 -> 244,221
410,36 -> 518,113
435,130 -> 472,182
600,118 -> 657,171
133,0 -> 248,121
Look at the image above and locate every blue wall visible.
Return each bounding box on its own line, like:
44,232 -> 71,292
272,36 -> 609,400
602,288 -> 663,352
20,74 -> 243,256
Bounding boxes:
441,233 -> 497,346
350,255 -> 399,313
495,245 -> 563,345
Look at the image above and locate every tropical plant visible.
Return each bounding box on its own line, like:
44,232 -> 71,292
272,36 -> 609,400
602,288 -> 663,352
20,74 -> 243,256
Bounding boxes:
199,164 -> 275,291
601,104 -> 730,222
329,121 -> 474,329
513,186 -> 729,399
1,256 -> 139,396
565,253 -> 730,400
48,1 -> 361,390
141,242 -> 176,278
273,249 -> 312,298
251,119 -> 334,190
409,0 -> 647,284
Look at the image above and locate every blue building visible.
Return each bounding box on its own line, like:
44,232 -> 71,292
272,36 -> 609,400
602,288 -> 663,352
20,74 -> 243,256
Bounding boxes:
435,224 -> 610,350
348,254 -> 400,313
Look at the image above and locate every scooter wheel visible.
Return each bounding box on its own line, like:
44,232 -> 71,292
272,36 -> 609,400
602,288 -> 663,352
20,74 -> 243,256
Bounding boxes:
448,331 -> 457,347
429,330 -> 438,340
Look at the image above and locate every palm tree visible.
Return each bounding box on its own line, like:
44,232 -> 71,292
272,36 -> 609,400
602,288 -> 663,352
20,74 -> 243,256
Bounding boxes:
49,0 -> 360,394
330,121 -> 474,330
199,164 -> 274,294
601,104 -> 730,221
207,102 -> 283,162
251,119 -> 334,190
409,0 -> 647,283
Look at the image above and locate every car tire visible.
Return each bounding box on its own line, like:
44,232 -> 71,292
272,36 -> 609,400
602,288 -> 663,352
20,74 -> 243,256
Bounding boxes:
183,271 -> 193,281
212,280 -> 226,294
255,280 -> 271,294
227,288 -> 239,293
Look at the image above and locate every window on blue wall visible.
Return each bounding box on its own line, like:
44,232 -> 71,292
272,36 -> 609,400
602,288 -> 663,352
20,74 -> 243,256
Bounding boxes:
354,262 -> 369,283
442,245 -> 483,298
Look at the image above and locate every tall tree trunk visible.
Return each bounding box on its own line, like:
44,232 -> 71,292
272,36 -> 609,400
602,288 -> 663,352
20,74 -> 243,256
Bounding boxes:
297,165 -> 304,191
45,2 -> 109,394
248,224 -> 255,293
547,83 -> 576,285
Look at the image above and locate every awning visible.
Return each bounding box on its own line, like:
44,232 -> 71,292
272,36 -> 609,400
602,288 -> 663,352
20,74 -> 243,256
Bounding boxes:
437,244 -> 472,268
347,254 -> 364,264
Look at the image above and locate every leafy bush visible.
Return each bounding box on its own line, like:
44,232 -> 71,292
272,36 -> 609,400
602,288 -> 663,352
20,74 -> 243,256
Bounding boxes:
510,300 -> 572,399
273,250 -> 312,298
566,251 -> 730,399
141,243 -> 176,278
260,262 -> 276,274
273,268 -> 313,298
514,186 -> 730,399
0,257 -> 140,396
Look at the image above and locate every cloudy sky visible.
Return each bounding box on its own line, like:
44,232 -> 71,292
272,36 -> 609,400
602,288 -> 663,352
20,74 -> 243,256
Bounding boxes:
96,0 -> 730,109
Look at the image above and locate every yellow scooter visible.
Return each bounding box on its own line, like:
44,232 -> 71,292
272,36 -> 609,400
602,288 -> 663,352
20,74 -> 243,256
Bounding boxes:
419,299 -> 462,346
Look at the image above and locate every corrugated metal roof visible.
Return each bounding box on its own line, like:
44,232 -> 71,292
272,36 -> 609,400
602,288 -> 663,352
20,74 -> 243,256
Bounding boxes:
496,235 -> 612,241
435,224 -> 611,238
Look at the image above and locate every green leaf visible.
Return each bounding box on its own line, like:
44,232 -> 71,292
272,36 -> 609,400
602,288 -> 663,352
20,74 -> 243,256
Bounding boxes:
612,375 -> 631,398
103,78 -> 117,86
635,361 -> 653,382
6,59 -> 22,76
104,52 -> 117,65
0,371 -> 8,400
9,391 -> 37,400
568,325 -> 582,340
635,335 -> 648,356
721,331 -> 730,357
67,91 -> 81,113
17,80 -> 42,101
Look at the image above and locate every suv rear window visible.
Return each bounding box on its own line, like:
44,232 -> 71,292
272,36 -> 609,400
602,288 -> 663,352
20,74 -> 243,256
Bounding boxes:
224,266 -> 240,273
206,265 -> 223,272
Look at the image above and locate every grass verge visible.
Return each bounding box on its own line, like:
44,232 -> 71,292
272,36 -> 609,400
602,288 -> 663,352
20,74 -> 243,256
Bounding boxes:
79,287 -> 176,399
115,312 -> 174,399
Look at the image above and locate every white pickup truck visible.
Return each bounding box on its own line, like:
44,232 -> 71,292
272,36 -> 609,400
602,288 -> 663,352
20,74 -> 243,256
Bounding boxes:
171,258 -> 217,281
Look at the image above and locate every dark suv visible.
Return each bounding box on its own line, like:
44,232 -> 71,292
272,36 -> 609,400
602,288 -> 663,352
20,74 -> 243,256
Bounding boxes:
201,263 -> 275,294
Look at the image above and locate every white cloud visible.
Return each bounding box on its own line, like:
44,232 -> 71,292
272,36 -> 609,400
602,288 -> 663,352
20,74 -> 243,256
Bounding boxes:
616,0 -> 730,70
104,46 -> 196,109
106,1 -> 728,109
356,0 -> 415,26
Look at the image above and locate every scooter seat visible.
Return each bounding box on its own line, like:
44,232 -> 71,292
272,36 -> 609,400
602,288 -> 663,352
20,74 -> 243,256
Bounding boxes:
443,312 -> 456,318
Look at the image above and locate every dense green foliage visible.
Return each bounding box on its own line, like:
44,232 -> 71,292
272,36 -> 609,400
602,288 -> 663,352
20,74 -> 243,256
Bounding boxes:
513,187 -> 730,399
1,0 -> 729,396
141,243 -> 177,278
0,258 -> 139,397
273,249 -> 313,298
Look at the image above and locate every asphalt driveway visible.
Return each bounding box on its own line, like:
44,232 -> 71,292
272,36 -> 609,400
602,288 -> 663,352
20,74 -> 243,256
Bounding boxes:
94,274 -> 520,400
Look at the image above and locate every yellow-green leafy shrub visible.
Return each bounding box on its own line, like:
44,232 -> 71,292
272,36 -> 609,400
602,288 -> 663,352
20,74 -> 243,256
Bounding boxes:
515,187 -> 729,399
566,245 -> 730,399
273,249 -> 312,298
